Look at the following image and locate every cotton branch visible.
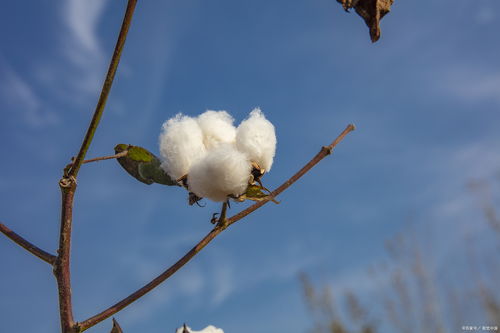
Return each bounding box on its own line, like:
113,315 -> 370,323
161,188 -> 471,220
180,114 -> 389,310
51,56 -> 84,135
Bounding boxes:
55,179 -> 77,332
1,0 -> 136,329
66,0 -> 137,179
53,1 -> 138,332
78,124 -> 355,331
0,222 -> 56,265
227,123 -> 356,226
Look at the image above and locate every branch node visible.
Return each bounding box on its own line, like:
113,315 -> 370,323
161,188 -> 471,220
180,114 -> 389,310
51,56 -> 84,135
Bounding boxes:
59,176 -> 76,189
322,146 -> 333,155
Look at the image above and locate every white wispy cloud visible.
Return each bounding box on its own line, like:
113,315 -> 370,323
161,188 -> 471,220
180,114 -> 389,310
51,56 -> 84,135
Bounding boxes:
475,5 -> 496,24
449,140 -> 500,178
426,139 -> 500,239
7,0 -> 112,119
211,264 -> 234,306
60,0 -> 110,95
64,0 -> 107,62
0,57 -> 59,127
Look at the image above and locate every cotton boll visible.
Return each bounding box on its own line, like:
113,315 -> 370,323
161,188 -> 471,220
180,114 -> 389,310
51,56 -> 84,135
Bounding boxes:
176,325 -> 224,333
188,144 -> 251,202
236,108 -> 276,171
159,114 -> 207,181
197,110 -> 236,150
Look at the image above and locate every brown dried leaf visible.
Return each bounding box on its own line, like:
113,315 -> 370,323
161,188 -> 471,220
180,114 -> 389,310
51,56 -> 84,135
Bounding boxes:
337,0 -> 394,42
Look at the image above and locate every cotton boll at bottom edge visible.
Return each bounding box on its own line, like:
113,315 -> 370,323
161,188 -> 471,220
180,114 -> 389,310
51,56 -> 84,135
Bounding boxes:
236,108 -> 276,172
188,144 -> 251,202
176,325 -> 224,333
197,110 -> 237,150
159,114 -> 207,181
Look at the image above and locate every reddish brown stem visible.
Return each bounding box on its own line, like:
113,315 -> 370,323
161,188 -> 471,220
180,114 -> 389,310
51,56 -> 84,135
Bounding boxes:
0,222 -> 56,265
54,178 -> 77,332
53,1 -> 138,332
67,0 -> 138,179
78,124 -> 355,331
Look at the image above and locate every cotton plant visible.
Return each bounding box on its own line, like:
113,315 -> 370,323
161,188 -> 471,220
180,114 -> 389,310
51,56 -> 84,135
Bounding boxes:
158,108 -> 277,225
0,1 -> 356,331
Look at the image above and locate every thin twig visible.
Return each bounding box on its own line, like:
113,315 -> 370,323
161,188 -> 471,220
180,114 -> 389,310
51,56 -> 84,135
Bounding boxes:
0,222 -> 56,265
63,151 -> 129,176
78,124 -> 355,331
54,1 -> 138,332
67,0 -> 137,179
83,151 -> 128,165
65,151 -> 128,173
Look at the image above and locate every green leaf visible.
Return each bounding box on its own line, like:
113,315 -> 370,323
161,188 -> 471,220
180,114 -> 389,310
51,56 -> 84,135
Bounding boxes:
138,157 -> 177,186
114,144 -> 178,186
127,145 -> 153,162
110,318 -> 123,333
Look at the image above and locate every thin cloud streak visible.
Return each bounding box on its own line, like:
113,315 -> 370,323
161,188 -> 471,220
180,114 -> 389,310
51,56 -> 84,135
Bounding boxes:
63,0 -> 107,65
0,56 -> 59,127
60,0 -> 110,95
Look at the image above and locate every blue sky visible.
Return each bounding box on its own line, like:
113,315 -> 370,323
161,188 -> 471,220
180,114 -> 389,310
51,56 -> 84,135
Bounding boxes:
1,0 -> 499,332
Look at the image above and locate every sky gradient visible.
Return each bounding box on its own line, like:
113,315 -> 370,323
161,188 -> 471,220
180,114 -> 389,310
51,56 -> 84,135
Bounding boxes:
1,0 -> 499,332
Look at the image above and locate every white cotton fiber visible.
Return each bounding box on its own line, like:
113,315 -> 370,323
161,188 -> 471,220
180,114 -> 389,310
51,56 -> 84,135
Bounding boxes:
236,108 -> 276,171
176,325 -> 224,333
188,144 -> 251,202
159,114 -> 207,181
197,110 -> 236,150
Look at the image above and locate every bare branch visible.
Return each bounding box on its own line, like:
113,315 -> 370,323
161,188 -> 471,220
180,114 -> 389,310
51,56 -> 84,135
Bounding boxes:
82,151 -> 129,166
227,124 -> 355,226
0,222 -> 56,265
79,227 -> 222,331
54,179 -> 77,332
67,0 -> 138,179
78,124 -> 355,331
